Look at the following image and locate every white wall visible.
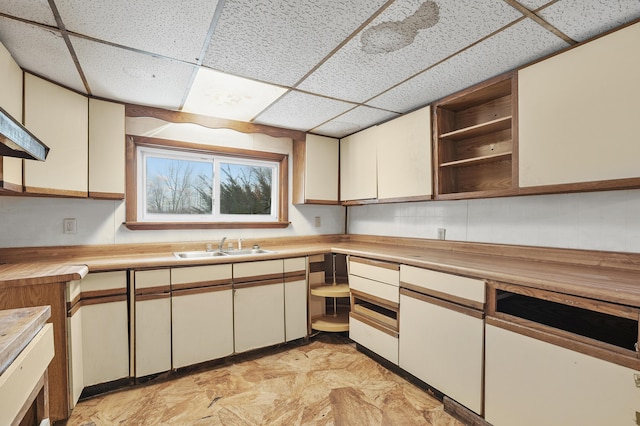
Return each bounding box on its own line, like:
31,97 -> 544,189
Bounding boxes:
0,197 -> 344,248
348,189 -> 640,253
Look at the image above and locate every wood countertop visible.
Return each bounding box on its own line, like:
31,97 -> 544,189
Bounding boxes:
0,235 -> 638,308
0,305 -> 51,375
0,263 -> 88,290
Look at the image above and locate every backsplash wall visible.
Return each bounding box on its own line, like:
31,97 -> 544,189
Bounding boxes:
348,189 -> 640,254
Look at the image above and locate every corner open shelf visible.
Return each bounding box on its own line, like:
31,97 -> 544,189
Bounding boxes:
310,253 -> 350,333
434,72 -> 517,199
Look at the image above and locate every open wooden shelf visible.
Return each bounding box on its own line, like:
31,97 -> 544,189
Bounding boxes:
311,283 -> 350,298
311,310 -> 350,332
434,72 -> 517,198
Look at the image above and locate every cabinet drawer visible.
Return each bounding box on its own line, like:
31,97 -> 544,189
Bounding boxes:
284,257 -> 306,273
349,257 -> 399,286
171,264 -> 232,288
349,315 -> 398,365
233,259 -> 283,282
400,265 -> 484,305
81,271 -> 127,292
134,269 -> 170,290
349,275 -> 399,304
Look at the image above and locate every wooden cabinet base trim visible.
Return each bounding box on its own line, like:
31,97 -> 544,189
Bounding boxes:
135,285 -> 171,296
171,279 -> 231,291
234,273 -> 283,285
89,191 -> 125,200
135,292 -> 170,302
23,186 -> 87,198
171,284 -> 232,297
0,180 -> 22,193
233,278 -> 282,289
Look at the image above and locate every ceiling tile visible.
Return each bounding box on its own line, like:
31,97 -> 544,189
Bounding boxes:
516,0 -> 554,10
55,0 -> 220,62
0,17 -> 85,92
538,0 -> 640,41
71,36 -> 196,110
253,91 -> 355,132
0,1 -> 56,26
202,0 -> 389,86
312,106 -> 399,138
367,18 -> 570,112
297,0 -> 523,103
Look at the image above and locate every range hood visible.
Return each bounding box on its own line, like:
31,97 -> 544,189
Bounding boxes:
0,106 -> 49,161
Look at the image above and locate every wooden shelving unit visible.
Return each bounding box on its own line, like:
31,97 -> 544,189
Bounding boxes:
434,72 -> 517,199
309,253 -> 350,333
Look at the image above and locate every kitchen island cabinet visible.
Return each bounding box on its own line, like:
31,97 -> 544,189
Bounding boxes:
518,21 -> 640,190
23,73 -> 88,197
171,264 -> 234,368
233,260 -> 285,353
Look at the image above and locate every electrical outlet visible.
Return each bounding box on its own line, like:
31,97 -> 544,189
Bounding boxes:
63,218 -> 77,234
314,216 -> 321,227
437,228 -> 446,240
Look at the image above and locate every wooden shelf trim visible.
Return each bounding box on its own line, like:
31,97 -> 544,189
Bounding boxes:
440,151 -> 512,168
439,116 -> 511,141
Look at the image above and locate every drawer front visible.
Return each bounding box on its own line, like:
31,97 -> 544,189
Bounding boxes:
349,316 -> 398,364
349,257 -> 399,286
284,257 -> 306,273
171,264 -> 232,285
135,269 -> 170,290
81,271 -> 127,292
400,265 -> 485,304
349,275 -> 399,304
233,259 -> 283,280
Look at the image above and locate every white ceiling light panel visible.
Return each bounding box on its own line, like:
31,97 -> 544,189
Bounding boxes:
182,68 -> 287,121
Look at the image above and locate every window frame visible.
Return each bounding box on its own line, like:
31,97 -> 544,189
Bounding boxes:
125,135 -> 289,230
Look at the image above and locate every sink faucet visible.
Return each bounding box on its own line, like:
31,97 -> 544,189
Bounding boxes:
218,237 -> 227,252
238,238 -> 244,250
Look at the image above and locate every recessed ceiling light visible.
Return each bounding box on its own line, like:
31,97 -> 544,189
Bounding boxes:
183,68 -> 287,121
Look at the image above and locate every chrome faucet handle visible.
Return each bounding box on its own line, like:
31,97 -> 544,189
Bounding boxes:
218,236 -> 227,251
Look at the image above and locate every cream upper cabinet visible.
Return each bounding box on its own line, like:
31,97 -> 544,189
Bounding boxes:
23,73 -> 88,197
518,22 -> 640,188
376,106 -> 432,200
293,135 -> 339,204
0,42 -> 23,192
89,99 -> 125,199
340,125 -> 378,201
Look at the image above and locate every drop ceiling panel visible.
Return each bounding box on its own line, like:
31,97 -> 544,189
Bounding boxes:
202,0 -> 389,86
517,0 -> 555,10
0,1 -> 57,26
368,18 -> 570,112
253,91 -> 355,132
537,0 -> 640,41
55,0 -> 220,62
0,18 -> 85,92
297,0 -> 523,103
312,106 -> 399,138
71,36 -> 196,110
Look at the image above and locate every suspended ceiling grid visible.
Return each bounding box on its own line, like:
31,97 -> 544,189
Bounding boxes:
0,0 -> 638,138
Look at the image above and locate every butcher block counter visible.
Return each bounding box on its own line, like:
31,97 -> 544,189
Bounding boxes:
0,306 -> 53,426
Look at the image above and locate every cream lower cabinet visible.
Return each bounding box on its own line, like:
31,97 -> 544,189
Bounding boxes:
133,269 -> 171,378
233,260 -> 285,353
398,266 -> 485,415
67,271 -> 129,407
284,257 -> 308,341
171,264 -> 234,369
485,323 -> 640,426
348,257 -> 400,364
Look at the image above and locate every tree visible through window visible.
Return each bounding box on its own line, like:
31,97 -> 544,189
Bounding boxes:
138,146 -> 278,222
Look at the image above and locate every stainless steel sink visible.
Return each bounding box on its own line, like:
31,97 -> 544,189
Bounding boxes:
224,248 -> 276,256
173,250 -> 229,259
173,248 -> 276,259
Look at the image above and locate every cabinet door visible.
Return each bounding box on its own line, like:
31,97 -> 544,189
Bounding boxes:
67,306 -> 84,407
519,22 -> 640,188
340,126 -> 378,201
293,135 -> 339,204
376,106 -> 432,200
172,287 -> 233,368
399,292 -> 484,414
89,99 -> 125,199
284,257 -> 307,341
485,324 -> 640,426
82,301 -> 129,386
234,282 -> 285,353
0,42 -> 23,191
23,73 -> 88,196
134,269 -> 171,377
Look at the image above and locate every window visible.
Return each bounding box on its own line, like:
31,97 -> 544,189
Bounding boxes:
125,136 -> 289,229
